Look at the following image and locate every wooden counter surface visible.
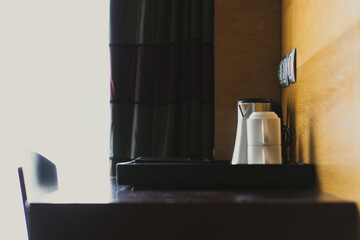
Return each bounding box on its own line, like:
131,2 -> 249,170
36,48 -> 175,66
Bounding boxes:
27,178 -> 357,240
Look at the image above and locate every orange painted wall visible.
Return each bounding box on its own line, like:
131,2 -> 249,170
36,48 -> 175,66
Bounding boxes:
281,0 -> 360,204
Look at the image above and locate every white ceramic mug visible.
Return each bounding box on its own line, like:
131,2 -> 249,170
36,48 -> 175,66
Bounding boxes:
247,145 -> 281,164
247,112 -> 281,164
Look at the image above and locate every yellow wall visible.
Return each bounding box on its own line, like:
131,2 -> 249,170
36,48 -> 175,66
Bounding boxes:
281,0 -> 360,203
214,0 -> 281,160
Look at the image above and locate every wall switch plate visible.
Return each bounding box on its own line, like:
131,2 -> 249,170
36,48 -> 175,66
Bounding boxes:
278,48 -> 296,87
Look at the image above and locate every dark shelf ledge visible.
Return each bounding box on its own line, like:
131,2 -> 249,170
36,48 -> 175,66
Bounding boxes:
116,162 -> 316,189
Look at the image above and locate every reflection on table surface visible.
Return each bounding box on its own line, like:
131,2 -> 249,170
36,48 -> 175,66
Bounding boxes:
30,177 -> 350,205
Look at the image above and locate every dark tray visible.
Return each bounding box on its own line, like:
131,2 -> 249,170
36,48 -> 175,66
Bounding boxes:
116,159 -> 315,189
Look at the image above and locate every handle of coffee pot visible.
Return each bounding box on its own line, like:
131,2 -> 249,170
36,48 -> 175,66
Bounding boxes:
282,125 -> 291,147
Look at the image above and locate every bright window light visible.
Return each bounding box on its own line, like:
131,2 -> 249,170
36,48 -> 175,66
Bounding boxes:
0,1 -> 110,239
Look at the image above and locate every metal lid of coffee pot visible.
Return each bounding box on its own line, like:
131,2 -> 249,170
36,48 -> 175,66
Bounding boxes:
238,100 -> 272,118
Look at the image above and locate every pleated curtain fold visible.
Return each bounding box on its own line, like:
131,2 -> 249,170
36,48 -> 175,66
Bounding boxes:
109,0 -> 214,175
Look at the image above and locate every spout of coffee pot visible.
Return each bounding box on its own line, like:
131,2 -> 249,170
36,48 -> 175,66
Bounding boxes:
239,103 -> 250,118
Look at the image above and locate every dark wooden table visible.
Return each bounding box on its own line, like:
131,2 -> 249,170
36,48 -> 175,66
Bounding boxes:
28,178 -> 357,240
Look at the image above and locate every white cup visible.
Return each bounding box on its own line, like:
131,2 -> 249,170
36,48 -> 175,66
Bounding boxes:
247,146 -> 282,164
247,112 -> 281,146
247,112 -> 282,164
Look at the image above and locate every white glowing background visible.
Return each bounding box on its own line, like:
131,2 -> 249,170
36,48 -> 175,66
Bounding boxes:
0,1 -> 110,239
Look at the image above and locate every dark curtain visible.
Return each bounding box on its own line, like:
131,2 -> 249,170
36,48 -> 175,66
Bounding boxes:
109,0 -> 214,176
